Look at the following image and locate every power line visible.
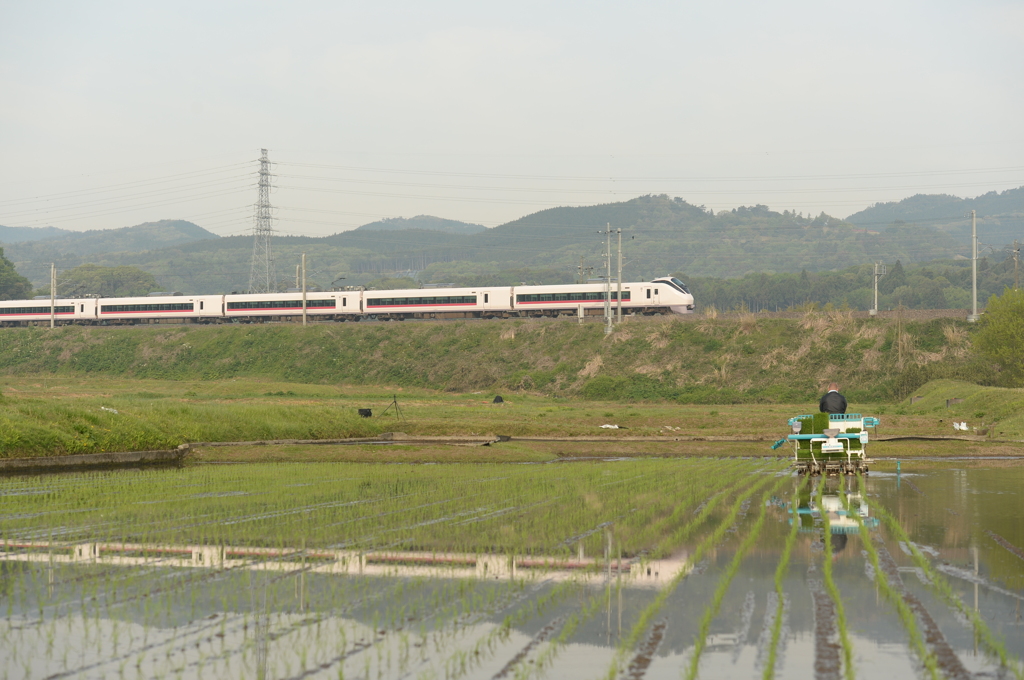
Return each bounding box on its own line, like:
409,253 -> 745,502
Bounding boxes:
274,161 -> 1024,183
0,163 -> 254,207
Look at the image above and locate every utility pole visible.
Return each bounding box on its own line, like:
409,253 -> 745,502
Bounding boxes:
249,149 -> 277,294
1014,239 -> 1020,290
49,263 -> 56,329
604,223 -> 612,335
576,257 -> 593,284
968,210 -> 979,322
301,253 -> 308,327
295,265 -> 300,289
871,262 -> 885,316
616,228 -> 623,324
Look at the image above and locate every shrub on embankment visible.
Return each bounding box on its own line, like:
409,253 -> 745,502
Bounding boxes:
0,312 -> 997,403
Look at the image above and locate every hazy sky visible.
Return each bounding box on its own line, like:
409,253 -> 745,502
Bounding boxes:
1,0 -> 1022,237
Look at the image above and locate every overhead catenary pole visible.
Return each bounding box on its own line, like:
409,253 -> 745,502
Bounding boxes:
969,210 -> 979,322
49,263 -> 56,329
616,228 -> 623,324
301,253 -> 308,326
871,262 -> 885,316
604,223 -> 612,335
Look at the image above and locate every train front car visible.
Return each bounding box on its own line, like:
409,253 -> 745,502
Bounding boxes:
649,277 -> 695,314
511,279 -> 694,317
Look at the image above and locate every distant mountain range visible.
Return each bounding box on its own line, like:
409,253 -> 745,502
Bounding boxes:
0,225 -> 74,243
2,189 -> 1022,294
355,215 -> 486,235
2,220 -> 217,256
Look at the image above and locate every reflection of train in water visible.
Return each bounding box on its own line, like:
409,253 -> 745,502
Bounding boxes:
0,278 -> 695,326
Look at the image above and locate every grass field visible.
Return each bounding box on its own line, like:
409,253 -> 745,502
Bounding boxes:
1,374 -> 1020,460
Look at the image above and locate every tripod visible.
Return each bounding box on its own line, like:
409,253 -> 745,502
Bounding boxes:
379,394 -> 405,421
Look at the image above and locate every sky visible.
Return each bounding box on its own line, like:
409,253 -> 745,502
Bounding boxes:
1,0 -> 1022,238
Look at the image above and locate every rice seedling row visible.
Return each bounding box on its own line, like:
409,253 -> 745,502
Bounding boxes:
761,475 -> 807,680
682,474 -> 788,680
813,479 -> 855,680
854,474 -> 1024,680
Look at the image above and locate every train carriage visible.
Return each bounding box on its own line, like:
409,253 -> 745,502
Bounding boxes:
224,292 -> 360,322
363,287 -> 509,319
97,294 -> 224,323
0,298 -> 95,326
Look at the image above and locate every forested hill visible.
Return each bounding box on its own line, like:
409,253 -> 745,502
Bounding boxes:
446,195 -> 964,279
6,219 -> 216,258
846,186 -> 1024,244
5,220 -> 218,286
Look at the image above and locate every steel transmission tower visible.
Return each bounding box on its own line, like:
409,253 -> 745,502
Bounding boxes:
248,149 -> 277,293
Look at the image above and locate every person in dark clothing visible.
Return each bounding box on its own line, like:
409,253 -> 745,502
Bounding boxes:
819,382 -> 847,414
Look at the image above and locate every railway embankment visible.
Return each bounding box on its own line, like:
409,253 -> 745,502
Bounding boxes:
0,312 -> 994,402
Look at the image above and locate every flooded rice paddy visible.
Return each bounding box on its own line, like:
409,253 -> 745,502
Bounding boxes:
0,458 -> 1022,680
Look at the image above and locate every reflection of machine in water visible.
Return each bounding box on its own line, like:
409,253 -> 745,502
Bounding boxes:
788,480 -> 879,544
774,412 -> 879,476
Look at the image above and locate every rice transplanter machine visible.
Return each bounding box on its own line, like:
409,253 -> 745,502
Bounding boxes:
772,412 -> 879,475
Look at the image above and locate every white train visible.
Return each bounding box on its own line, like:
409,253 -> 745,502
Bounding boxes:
0,278 -> 694,326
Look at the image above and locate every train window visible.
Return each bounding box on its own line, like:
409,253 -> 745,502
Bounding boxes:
646,289 -> 651,299
342,298 -> 347,307
227,299 -> 334,310
100,303 -> 193,313
515,291 -> 630,303
0,305 -> 74,315
366,296 -> 476,307
484,294 -> 489,303
200,301 -> 204,310
80,304 -> 84,313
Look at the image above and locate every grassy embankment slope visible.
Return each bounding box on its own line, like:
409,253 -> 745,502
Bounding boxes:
0,311 -> 987,400
0,313 -> 1016,460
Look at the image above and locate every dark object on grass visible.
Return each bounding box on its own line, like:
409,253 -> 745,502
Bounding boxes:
358,409 -> 372,418
493,395 -> 504,404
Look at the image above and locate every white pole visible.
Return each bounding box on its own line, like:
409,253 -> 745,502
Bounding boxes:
604,223 -> 612,335
871,263 -> 879,316
969,210 -> 979,322
49,263 -> 55,329
616,228 -> 622,324
301,253 -> 308,326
